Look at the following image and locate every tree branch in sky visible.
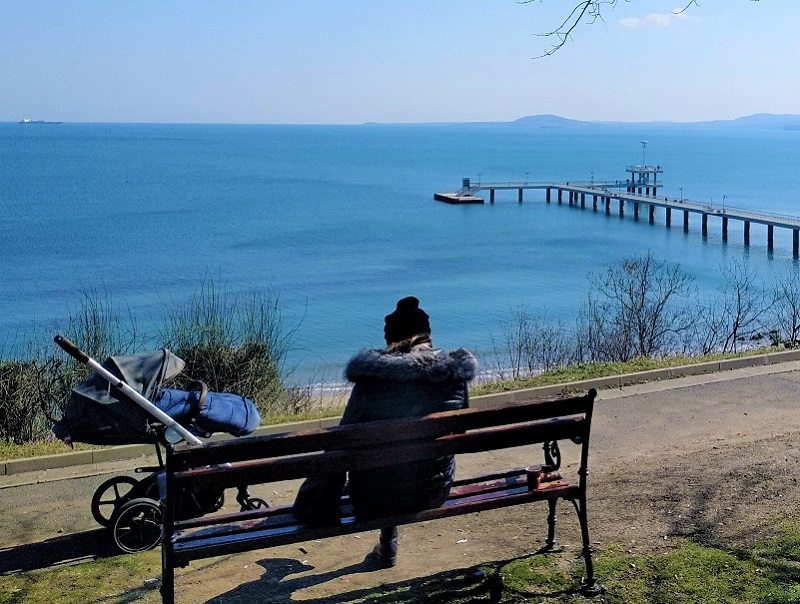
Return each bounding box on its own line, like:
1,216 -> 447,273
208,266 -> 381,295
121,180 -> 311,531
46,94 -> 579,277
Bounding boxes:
526,0 -> 758,58
521,0 -> 614,58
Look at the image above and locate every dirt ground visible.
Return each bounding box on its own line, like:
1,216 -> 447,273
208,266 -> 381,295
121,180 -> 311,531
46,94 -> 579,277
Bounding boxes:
3,364 -> 800,602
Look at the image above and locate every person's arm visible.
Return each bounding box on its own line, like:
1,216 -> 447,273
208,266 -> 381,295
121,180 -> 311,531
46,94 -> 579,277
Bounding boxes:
339,384 -> 363,425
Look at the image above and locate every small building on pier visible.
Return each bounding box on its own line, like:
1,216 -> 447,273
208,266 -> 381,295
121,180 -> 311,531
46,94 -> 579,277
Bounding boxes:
625,165 -> 663,196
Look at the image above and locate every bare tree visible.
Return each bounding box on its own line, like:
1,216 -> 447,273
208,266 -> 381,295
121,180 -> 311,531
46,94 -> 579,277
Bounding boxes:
578,252 -> 695,362
693,260 -> 770,354
770,266 -> 800,347
491,305 -> 532,379
687,299 -> 727,356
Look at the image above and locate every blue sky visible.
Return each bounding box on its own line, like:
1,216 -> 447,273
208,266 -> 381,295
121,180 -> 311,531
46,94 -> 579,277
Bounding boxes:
3,1 -> 796,124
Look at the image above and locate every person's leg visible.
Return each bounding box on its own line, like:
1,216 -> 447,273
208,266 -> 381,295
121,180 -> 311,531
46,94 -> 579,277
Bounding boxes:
366,525 -> 398,568
379,525 -> 398,565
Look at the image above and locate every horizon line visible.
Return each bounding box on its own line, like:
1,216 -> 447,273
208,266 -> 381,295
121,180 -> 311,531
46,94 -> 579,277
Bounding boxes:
4,112 -> 800,128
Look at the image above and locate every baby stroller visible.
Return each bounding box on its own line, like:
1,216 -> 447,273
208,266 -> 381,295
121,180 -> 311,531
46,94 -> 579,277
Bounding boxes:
51,335 -> 268,554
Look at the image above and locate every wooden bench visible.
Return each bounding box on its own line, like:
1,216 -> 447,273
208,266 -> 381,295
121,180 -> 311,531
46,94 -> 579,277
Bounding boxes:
160,388 -> 601,603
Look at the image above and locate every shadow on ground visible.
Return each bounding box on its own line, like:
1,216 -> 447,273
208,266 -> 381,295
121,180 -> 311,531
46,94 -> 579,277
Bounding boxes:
204,554 -> 570,604
0,529 -> 117,574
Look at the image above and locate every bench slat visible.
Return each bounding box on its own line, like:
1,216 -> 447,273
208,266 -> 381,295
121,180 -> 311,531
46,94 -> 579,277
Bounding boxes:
172,416 -> 587,492
171,483 -> 579,566
170,392 -> 595,470
171,470 -> 535,532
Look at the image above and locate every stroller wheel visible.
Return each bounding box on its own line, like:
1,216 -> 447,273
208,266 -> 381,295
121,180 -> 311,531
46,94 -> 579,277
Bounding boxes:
111,497 -> 163,554
91,476 -> 140,527
242,497 -> 269,511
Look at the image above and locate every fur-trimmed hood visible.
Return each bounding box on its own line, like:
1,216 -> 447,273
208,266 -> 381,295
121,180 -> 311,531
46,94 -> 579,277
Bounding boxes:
345,347 -> 478,384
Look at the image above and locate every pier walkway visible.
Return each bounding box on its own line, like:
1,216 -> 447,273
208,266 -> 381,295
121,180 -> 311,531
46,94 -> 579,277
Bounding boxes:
434,179 -> 800,256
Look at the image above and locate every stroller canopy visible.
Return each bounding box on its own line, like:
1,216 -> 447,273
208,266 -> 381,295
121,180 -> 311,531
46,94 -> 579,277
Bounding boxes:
52,349 -> 186,445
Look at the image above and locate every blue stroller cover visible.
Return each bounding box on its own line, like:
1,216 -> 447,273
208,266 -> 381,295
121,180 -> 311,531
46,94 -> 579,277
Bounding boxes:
155,388 -> 260,438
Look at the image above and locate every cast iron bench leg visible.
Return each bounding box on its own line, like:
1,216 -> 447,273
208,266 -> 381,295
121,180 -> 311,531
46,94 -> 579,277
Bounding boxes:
571,495 -> 603,596
541,498 -> 563,553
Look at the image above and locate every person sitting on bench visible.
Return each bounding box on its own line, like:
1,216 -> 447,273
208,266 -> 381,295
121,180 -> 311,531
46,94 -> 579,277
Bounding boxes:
292,296 -> 478,568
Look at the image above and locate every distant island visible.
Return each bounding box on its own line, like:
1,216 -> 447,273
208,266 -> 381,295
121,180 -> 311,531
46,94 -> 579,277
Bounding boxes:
509,113 -> 800,130
366,113 -> 800,130
19,118 -> 62,124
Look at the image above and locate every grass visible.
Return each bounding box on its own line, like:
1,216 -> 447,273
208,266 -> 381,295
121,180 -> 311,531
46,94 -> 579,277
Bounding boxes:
0,551 -> 162,604
0,439 -> 103,461
435,523 -> 800,604
4,524 -> 800,603
471,346 -> 781,396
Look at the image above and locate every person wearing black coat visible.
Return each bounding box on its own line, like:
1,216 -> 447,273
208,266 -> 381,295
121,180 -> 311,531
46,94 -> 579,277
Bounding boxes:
292,296 -> 478,568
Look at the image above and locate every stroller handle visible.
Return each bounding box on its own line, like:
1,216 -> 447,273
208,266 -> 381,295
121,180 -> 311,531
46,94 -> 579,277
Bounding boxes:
54,335 -> 89,363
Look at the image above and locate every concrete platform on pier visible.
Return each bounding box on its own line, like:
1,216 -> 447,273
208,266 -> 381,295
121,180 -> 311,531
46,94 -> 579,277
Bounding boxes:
434,192 -> 484,204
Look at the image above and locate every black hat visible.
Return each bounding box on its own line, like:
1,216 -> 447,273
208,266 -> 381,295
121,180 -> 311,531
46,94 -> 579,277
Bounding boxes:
384,296 -> 431,345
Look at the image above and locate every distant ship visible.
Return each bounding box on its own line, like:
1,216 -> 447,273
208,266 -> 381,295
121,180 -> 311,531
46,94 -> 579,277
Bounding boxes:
19,118 -> 62,124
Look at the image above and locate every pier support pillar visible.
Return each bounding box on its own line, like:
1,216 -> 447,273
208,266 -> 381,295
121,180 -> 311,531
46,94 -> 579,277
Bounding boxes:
702,213 -> 708,236
684,210 -> 689,231
518,188 -> 523,203
794,230 -> 799,257
581,193 -> 585,208
744,221 -> 750,245
619,198 -> 624,215
768,225 -> 774,250
634,202 -> 639,219
722,217 -> 728,241
649,205 -> 655,224
546,188 -> 551,203
605,197 -> 611,213
593,195 -> 598,210
558,189 -> 563,204
665,207 -> 671,227
490,189 -> 495,203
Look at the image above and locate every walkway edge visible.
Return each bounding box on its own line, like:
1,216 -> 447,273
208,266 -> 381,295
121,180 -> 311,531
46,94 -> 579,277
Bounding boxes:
4,349 -> 800,476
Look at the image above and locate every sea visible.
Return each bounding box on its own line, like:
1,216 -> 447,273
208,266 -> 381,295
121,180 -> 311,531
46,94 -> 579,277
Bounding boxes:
3,121 -> 799,383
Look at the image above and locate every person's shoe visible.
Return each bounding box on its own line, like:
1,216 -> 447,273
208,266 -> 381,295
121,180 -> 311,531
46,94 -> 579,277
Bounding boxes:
364,543 -> 397,568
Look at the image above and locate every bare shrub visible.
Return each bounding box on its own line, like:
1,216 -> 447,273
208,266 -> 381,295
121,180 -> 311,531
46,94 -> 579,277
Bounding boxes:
491,305 -> 574,379
0,360 -> 48,443
770,266 -> 800,348
577,253 -> 695,362
692,260 -> 770,354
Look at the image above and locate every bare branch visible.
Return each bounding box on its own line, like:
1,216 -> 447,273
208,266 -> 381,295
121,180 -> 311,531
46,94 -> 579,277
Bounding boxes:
525,0 -> 615,59
673,1 -> 699,15
527,0 -> 757,57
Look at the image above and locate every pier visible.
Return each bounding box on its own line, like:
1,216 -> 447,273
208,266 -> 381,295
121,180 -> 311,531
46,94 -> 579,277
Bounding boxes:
434,167 -> 800,256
